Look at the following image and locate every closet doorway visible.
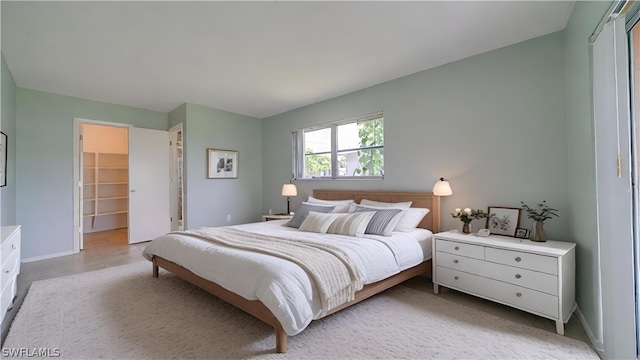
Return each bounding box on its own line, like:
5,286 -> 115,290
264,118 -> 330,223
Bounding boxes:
80,124 -> 129,249
73,118 -> 171,253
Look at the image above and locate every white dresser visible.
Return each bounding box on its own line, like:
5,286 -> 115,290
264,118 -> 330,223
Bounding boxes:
1,225 -> 21,324
432,231 -> 576,335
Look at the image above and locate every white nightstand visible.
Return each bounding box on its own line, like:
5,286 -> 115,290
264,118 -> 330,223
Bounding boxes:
262,214 -> 293,221
1,225 -> 21,324
432,231 -> 576,335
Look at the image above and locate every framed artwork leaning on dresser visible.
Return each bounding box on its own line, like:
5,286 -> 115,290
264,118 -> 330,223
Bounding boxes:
486,206 -> 521,237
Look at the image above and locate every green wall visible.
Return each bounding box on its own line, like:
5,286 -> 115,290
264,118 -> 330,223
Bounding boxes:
563,0 -> 609,352
13,89 -> 263,260
16,88 -> 168,259
262,32 -> 569,240
169,103 -> 186,129
182,103 -> 262,229
565,1 -> 637,358
1,55 -> 16,226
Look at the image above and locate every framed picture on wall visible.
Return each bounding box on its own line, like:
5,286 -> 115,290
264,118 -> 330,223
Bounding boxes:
486,206 -> 521,237
207,149 -> 238,179
0,132 -> 6,187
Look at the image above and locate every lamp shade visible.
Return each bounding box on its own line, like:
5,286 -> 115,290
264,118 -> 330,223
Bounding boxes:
433,177 -> 453,196
281,183 -> 298,197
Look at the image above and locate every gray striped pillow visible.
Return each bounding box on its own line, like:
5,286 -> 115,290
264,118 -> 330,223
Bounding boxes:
285,203 -> 336,229
351,205 -> 403,236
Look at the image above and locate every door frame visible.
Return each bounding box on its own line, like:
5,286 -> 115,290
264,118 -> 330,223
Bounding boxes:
72,118 -> 131,254
169,123 -> 184,231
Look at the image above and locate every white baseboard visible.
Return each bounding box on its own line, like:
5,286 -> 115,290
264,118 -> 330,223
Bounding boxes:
575,305 -> 604,356
22,250 -> 74,263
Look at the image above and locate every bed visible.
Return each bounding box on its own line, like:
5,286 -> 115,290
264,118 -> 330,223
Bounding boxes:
143,189 -> 441,353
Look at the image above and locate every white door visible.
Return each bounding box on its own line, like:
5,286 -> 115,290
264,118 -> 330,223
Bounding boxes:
78,126 -> 85,250
129,127 -> 171,244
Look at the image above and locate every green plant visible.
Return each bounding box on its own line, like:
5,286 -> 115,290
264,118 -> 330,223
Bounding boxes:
520,201 -> 559,222
452,208 -> 487,224
305,148 -> 330,176
354,118 -> 384,175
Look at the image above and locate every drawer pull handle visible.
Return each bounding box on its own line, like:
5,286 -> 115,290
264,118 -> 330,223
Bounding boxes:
515,274 -> 521,279
454,246 -> 460,251
454,276 -> 459,280
11,244 -> 15,250
4,270 -> 9,274
516,292 -> 522,297
515,257 -> 522,262
453,259 -> 459,264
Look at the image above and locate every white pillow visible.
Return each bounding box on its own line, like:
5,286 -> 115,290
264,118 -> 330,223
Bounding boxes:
394,208 -> 430,232
298,211 -> 340,233
359,199 -> 412,209
307,196 -> 355,213
327,211 -> 376,237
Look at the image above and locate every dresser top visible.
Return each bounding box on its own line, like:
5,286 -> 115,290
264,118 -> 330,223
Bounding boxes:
1,225 -> 21,245
434,230 -> 576,256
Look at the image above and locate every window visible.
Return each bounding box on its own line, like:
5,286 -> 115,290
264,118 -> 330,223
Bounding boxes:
293,113 -> 384,179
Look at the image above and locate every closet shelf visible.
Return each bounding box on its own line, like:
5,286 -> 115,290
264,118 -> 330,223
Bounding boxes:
83,210 -> 128,217
83,182 -> 128,186
83,152 -> 129,229
83,196 -> 128,202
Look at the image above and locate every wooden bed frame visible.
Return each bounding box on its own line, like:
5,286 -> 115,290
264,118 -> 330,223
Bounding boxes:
151,190 -> 440,353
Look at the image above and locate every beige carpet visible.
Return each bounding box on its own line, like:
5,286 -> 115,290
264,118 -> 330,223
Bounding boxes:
2,261 -> 598,359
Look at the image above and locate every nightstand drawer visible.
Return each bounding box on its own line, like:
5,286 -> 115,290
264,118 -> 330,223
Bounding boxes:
436,266 -> 559,318
0,225 -> 20,325
0,250 -> 19,293
435,239 -> 484,260
1,228 -> 20,265
436,251 -> 558,295
485,247 -> 557,275
0,274 -> 17,323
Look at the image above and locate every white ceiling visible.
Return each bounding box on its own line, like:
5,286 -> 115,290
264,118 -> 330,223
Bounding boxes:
2,1 -> 575,119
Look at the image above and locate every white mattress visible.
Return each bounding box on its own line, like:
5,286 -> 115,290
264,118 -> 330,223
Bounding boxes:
142,220 -> 432,336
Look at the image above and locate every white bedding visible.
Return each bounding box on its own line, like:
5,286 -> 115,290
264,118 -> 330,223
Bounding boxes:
142,220 -> 433,336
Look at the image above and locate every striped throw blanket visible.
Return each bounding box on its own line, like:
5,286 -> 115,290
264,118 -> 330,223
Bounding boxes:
175,227 -> 363,316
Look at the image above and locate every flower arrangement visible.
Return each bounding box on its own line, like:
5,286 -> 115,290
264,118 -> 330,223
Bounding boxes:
520,201 -> 559,223
451,208 -> 487,224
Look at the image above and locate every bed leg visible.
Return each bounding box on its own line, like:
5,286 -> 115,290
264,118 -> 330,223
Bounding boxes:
275,324 -> 287,353
152,258 -> 159,278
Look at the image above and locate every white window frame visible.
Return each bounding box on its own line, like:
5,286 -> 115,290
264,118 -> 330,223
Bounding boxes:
292,112 -> 384,180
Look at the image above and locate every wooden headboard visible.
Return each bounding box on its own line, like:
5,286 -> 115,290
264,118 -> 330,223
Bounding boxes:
312,189 -> 441,233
